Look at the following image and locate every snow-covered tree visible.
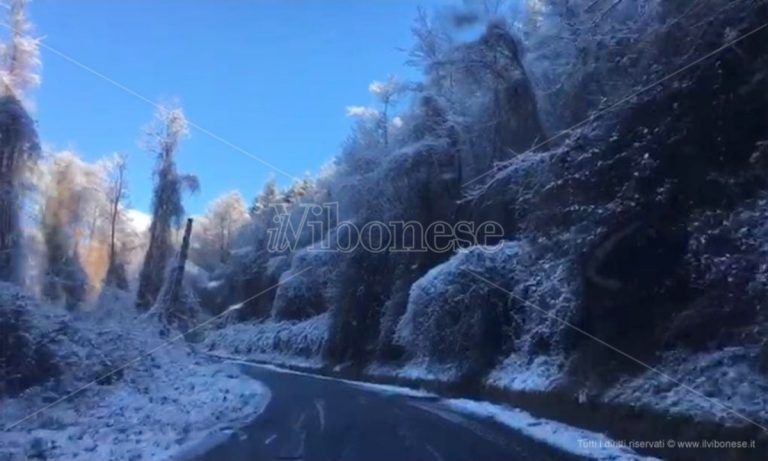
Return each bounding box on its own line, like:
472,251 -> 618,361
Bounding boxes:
136,105 -> 199,310
0,0 -> 40,99
249,176 -> 278,219
0,95 -> 36,282
0,0 -> 39,282
203,190 -> 248,264
369,75 -> 405,147
40,151 -> 100,309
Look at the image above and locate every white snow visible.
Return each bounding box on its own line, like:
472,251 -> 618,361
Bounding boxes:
604,347 -> 768,427
486,354 -> 565,392
344,380 -> 436,398
219,358 -> 435,398
0,293 -> 271,461
394,242 -> 524,361
366,358 -> 461,383
204,313 -> 329,368
206,279 -> 224,289
444,399 -> 658,461
1,352 -> 271,461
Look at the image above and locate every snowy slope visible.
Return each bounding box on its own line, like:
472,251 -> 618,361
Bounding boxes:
0,291 -> 271,461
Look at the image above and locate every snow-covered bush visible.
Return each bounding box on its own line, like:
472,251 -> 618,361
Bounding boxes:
271,245 -> 339,321
0,283 -> 58,396
668,196 -> 768,350
395,243 -> 522,378
205,313 -> 329,364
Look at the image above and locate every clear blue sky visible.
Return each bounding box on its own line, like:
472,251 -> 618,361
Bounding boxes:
30,0 -> 450,214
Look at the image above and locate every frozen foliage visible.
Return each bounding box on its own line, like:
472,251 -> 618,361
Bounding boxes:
486,354 -> 565,392
204,313 -> 329,367
0,94 -> 38,282
669,196 -> 768,350
136,105 -> 198,310
40,151 -> 96,309
395,244 -> 521,377
605,347 -> 768,426
0,288 -> 270,461
0,0 -> 41,98
366,359 -> 462,384
190,190 -> 249,270
395,239 -> 578,383
271,247 -> 339,321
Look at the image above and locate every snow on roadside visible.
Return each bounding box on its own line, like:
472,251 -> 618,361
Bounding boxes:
0,292 -> 271,461
1,347 -> 270,461
342,380 -> 436,398
485,354 -> 565,392
219,358 -> 435,398
444,399 -> 658,461
366,358 -> 461,383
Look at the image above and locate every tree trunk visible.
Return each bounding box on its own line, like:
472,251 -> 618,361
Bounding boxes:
168,217 -> 193,305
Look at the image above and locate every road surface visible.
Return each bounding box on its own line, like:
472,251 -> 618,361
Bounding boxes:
188,360 -> 583,461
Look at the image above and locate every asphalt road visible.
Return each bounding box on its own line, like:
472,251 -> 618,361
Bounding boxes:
189,361 -> 583,461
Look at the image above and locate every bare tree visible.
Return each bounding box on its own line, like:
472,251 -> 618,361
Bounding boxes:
136,105 -> 199,310
104,153 -> 129,289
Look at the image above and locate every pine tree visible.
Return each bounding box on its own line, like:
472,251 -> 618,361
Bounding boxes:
250,177 -> 277,215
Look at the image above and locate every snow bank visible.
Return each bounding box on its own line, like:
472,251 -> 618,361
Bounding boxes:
1,351 -> 270,461
445,399 -> 657,461
0,292 -> 271,461
227,359 -> 436,399
366,359 -> 462,383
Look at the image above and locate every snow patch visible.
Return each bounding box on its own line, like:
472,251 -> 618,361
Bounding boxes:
367,358 -> 461,383
486,354 -> 565,392
219,358 -> 435,399
445,399 -> 658,461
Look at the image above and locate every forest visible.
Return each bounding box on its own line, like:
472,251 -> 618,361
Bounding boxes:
2,1 -> 768,460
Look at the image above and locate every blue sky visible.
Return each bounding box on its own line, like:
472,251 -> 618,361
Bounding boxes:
29,0 -> 449,214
